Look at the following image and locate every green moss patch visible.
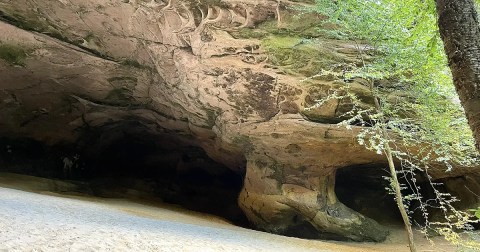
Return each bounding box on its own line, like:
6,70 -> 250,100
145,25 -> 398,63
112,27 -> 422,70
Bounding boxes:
0,10 -> 111,60
230,11 -> 327,40
0,43 -> 28,66
232,135 -> 255,154
228,7 -> 351,77
0,10 -> 48,32
262,36 -> 345,76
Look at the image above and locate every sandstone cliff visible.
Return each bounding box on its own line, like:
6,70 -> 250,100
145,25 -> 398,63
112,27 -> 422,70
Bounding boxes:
0,0 -> 478,241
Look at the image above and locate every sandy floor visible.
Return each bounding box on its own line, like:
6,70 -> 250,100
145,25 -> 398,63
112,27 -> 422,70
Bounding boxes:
0,174 -> 471,252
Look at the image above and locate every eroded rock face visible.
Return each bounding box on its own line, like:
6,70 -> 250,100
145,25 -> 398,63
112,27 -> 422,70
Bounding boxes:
0,0 -> 478,241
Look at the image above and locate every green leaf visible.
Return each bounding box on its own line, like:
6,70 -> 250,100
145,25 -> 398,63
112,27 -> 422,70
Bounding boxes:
309,0 -> 479,165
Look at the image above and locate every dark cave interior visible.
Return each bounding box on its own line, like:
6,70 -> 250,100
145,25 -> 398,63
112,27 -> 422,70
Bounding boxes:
1,122 -> 478,236
0,121 -> 248,226
336,165 -> 403,226
335,164 -> 479,229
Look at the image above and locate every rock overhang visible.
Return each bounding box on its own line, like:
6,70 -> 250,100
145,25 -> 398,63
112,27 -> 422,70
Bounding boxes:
0,0 -> 479,242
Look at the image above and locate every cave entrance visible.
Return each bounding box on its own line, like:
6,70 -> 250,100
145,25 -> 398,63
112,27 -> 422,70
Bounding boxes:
336,164 -> 480,232
0,121 -> 248,227
335,164 -> 403,226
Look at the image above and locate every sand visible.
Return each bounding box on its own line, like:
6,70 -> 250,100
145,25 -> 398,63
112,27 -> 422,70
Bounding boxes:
0,174 -> 470,252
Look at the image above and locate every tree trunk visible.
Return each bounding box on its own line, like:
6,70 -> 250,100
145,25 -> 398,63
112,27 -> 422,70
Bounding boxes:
372,89 -> 417,252
436,0 -> 480,152
383,136 -> 417,252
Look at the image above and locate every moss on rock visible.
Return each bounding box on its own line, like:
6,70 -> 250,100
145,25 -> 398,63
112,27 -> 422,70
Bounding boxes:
232,135 -> 255,154
0,43 -> 28,66
262,36 -> 345,76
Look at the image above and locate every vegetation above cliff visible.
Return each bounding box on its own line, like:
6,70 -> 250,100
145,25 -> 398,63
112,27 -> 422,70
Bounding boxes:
302,0 -> 479,166
298,0 -> 480,250
231,0 -> 477,166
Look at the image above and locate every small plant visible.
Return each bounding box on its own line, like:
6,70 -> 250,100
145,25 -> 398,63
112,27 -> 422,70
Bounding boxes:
470,207 -> 480,220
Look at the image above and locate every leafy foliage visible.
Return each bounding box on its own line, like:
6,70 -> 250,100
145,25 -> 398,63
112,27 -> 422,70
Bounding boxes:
472,207 -> 480,220
300,0 -> 480,249
305,0 -> 479,166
